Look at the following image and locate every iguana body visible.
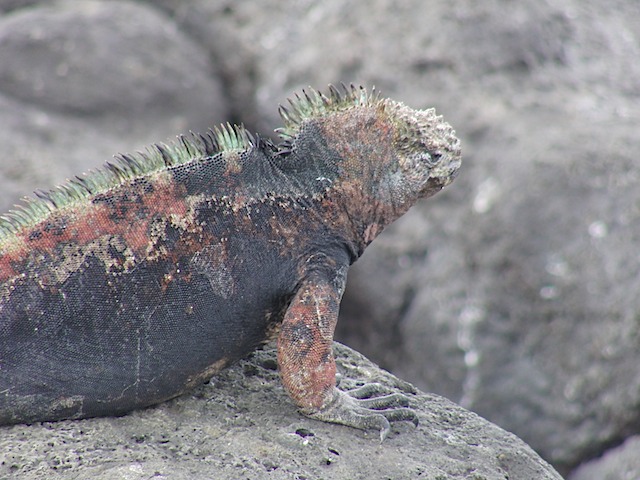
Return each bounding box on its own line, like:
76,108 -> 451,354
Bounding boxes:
0,85 -> 460,436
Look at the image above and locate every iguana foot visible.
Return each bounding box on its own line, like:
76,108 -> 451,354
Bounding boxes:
303,383 -> 419,441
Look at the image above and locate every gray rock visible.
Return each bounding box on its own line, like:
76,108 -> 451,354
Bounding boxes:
0,343 -> 562,480
0,0 -> 223,119
568,436 -> 640,480
0,0 -> 228,212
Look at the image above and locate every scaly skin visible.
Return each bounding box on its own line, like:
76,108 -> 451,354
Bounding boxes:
0,85 -> 461,437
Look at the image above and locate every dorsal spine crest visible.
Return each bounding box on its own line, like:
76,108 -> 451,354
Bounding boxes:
0,124 -> 254,242
276,83 -> 381,142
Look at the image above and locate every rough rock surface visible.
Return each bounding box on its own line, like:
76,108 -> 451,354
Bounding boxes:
0,343 -> 561,480
0,0 -> 638,478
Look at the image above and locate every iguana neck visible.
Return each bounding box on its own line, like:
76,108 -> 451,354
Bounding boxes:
276,108 -> 413,260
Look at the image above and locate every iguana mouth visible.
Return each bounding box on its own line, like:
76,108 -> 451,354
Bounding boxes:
431,148 -> 462,184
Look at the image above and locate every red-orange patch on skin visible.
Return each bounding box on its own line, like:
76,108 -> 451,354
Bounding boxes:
312,108 -> 406,254
320,108 -> 396,177
0,173 -> 191,283
117,174 -> 190,253
278,281 -> 340,411
0,257 -> 19,283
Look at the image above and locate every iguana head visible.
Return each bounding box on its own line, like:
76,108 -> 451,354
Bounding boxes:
277,84 -> 461,214
383,98 -> 461,202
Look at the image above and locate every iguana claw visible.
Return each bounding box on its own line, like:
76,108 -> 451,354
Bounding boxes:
304,384 -> 419,441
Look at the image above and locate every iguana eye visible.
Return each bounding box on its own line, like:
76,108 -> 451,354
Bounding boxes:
423,151 -> 442,167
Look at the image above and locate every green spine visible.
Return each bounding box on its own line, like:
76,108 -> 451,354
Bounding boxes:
0,84 -> 381,241
0,124 -> 253,241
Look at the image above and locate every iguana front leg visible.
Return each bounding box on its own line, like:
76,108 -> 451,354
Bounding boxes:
277,270 -> 418,440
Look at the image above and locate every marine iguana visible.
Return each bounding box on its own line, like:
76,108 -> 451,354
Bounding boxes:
0,84 -> 461,438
